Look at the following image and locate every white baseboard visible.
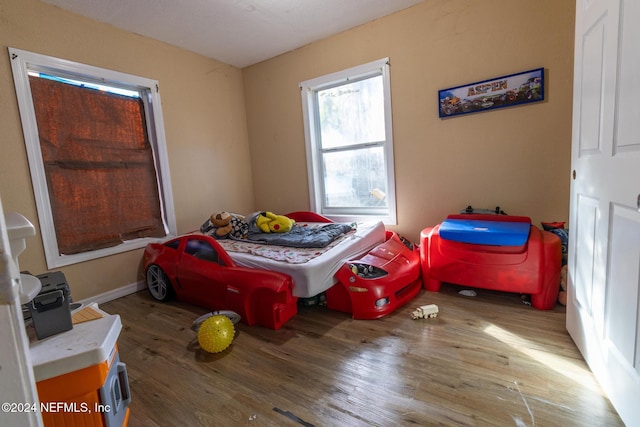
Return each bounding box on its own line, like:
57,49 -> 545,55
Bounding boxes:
76,281 -> 146,306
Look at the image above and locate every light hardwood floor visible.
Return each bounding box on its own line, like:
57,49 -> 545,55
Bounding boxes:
101,285 -> 623,427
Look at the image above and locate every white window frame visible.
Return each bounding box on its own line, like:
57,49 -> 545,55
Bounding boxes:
300,58 -> 397,225
9,47 -> 177,268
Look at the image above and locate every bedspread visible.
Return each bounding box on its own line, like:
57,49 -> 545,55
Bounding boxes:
219,220 -> 386,298
241,212 -> 353,248
219,223 -> 356,264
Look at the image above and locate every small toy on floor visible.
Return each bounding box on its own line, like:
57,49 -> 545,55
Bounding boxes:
197,315 -> 235,353
411,304 -> 439,319
192,311 -> 240,353
458,289 -> 477,297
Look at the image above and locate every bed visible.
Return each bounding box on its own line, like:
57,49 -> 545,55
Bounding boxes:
217,211 -> 422,319
143,211 -> 422,326
216,216 -> 387,298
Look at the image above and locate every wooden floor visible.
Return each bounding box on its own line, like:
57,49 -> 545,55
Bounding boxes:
101,285 -> 623,427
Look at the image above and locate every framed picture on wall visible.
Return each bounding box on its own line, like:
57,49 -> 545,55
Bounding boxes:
438,67 -> 544,118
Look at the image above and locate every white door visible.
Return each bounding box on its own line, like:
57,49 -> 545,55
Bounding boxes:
568,0 -> 640,425
0,197 -> 42,426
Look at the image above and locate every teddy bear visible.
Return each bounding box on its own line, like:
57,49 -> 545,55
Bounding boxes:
255,211 -> 295,233
210,211 -> 233,238
200,211 -> 248,239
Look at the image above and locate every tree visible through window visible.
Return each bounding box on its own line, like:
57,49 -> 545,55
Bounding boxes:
9,48 -> 176,268
300,58 -> 396,224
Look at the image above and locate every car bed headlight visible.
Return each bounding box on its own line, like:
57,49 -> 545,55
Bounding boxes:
375,297 -> 390,307
349,263 -> 388,279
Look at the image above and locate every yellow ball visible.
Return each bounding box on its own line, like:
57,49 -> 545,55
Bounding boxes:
197,315 -> 235,353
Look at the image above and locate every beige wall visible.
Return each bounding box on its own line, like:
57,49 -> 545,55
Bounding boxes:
0,0 -> 255,300
243,0 -> 576,242
1,0 -> 575,300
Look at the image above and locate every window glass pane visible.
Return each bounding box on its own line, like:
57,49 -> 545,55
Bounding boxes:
185,239 -> 219,263
300,58 -> 396,223
322,146 -> 388,208
318,75 -> 385,149
165,240 -> 180,250
32,72 -> 140,98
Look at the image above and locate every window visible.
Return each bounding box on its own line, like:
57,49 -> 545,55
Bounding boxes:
185,238 -> 223,265
164,239 -> 181,251
9,47 -> 176,268
300,58 -> 396,224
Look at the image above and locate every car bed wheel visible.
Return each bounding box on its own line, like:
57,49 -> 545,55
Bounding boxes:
146,265 -> 174,301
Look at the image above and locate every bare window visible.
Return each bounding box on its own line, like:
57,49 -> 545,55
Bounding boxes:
300,58 -> 396,224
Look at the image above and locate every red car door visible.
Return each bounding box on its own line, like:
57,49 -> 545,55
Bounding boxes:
175,236 -> 233,309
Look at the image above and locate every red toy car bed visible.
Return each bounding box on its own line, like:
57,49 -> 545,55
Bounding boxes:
143,211 -> 423,327
419,214 -> 561,310
143,233 -> 298,330
326,231 -> 422,319
286,212 -> 423,320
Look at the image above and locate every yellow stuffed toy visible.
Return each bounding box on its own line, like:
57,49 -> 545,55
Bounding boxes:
255,211 -> 295,233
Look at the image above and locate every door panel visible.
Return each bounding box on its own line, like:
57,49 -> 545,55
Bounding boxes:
578,15 -> 605,154
606,205 -> 640,369
615,1 -> 640,154
572,194 -> 599,314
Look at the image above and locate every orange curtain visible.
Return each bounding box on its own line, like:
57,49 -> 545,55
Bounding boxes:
29,76 -> 166,254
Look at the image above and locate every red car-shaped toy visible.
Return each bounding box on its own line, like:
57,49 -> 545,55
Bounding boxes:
142,234 -> 298,329
325,231 -> 423,320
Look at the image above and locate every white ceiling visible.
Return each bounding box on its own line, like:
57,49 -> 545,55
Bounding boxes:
42,0 -> 424,68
